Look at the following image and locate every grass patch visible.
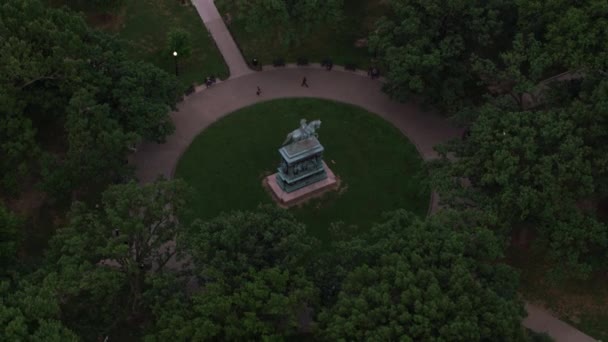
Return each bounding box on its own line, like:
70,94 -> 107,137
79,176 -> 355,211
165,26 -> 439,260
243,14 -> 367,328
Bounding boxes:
48,0 -> 228,89
175,98 -> 429,243
216,0 -> 389,69
507,245 -> 608,341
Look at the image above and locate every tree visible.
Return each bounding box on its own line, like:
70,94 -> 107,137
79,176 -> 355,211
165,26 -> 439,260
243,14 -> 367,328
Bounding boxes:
0,0 -> 179,198
470,33 -> 552,110
146,267 -> 315,341
39,179 -> 192,338
0,279 -> 78,341
184,205 -> 317,285
516,0 -> 608,72
167,28 -> 193,59
227,0 -> 344,46
318,210 -> 525,340
40,89 -> 138,200
0,205 -> 23,276
369,0 -> 510,112
431,92 -> 608,278
146,206 -> 319,340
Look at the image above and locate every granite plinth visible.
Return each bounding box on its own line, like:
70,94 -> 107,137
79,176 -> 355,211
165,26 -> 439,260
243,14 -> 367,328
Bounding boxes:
277,136 -> 327,193
265,161 -> 338,207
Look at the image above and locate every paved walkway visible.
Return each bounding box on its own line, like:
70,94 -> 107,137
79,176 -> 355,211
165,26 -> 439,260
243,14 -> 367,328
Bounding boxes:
524,303 -> 597,342
191,0 -> 251,78
130,1 -> 598,341
133,66 -> 461,183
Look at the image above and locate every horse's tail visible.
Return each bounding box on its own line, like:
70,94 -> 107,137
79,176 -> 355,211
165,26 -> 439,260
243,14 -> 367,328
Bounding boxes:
282,132 -> 292,146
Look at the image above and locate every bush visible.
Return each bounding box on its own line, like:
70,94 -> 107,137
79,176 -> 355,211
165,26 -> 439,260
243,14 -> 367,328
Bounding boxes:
345,63 -> 357,71
273,58 -> 286,67
296,57 -> 309,66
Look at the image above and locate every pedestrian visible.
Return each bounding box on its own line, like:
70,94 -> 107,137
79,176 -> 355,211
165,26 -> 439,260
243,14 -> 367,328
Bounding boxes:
372,67 -> 379,79
256,86 -> 261,96
301,77 -> 309,88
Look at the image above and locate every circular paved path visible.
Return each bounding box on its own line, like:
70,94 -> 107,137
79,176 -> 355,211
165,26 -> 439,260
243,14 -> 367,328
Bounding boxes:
133,66 -> 462,186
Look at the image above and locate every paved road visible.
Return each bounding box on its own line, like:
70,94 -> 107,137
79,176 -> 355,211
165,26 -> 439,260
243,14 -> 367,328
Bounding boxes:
130,1 -> 599,341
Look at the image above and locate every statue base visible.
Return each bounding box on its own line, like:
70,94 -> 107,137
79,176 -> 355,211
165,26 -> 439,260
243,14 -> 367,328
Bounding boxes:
265,161 -> 338,208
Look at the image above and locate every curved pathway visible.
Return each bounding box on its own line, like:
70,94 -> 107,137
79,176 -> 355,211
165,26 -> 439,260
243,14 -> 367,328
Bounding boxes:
131,1 -> 598,341
133,66 -> 461,184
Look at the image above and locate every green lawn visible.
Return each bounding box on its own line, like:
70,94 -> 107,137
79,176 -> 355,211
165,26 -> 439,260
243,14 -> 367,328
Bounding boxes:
215,0 -> 389,69
508,245 -> 608,341
175,99 -> 429,243
48,0 -> 228,88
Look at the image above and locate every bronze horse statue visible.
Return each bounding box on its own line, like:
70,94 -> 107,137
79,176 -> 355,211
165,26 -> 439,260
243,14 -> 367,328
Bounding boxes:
282,119 -> 322,146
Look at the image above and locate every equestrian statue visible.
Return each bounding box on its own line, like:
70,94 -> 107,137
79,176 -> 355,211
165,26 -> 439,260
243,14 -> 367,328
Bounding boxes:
282,119 -> 322,146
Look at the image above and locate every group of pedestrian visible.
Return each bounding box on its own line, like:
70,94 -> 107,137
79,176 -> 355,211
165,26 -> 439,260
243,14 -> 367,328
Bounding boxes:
256,77 -> 309,96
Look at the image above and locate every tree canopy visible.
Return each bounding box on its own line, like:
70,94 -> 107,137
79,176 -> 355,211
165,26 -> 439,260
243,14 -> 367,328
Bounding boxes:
431,77 -> 608,278
369,0 -> 509,111
226,0 -> 344,46
146,206 -> 318,340
0,0 -> 180,198
318,210 -> 525,340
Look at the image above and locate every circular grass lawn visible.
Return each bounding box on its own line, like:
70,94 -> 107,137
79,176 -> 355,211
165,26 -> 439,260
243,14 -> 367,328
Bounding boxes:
175,98 -> 429,241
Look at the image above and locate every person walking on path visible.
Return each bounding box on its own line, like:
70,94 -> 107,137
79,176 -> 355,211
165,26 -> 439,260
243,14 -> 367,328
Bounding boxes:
301,77 -> 309,88
256,86 -> 261,96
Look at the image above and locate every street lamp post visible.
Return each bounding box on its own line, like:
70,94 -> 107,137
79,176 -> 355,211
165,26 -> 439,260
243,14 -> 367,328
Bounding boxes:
173,51 -> 179,76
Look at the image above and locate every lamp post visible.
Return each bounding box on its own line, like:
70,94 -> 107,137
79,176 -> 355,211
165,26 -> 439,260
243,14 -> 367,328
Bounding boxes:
173,51 -> 179,76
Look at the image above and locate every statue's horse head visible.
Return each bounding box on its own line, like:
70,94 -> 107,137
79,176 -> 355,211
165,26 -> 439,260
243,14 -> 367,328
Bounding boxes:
307,120 -> 322,133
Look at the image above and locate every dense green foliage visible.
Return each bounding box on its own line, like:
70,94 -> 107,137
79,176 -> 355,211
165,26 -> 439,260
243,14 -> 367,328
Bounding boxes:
0,205 -> 22,274
432,78 -> 608,278
372,0 -> 607,111
0,0 -> 180,197
371,0 -> 607,334
144,208 -> 527,341
370,0 -> 507,110
217,0 -> 387,69
1,179 -> 192,340
319,210 -> 525,340
147,206 -> 318,340
228,0 -> 344,46
426,0 -> 608,279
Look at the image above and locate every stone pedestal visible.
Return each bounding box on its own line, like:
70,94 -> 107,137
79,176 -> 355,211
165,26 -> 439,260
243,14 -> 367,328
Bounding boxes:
265,161 -> 338,207
276,137 -> 326,192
